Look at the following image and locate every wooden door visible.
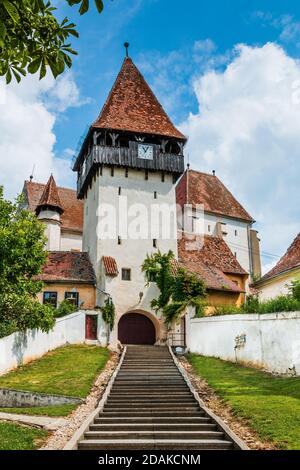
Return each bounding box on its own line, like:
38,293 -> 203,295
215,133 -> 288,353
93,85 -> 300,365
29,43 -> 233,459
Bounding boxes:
85,315 -> 98,340
118,313 -> 156,345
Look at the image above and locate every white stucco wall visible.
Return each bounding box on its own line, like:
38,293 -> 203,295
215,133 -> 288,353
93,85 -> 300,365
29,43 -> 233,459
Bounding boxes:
0,311 -> 86,376
192,209 -> 252,274
60,231 -> 83,252
186,310 -> 300,375
257,270 -> 299,301
83,167 -> 178,322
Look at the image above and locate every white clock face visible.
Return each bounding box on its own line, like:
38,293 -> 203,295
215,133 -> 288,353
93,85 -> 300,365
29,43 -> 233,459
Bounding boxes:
138,144 -> 153,160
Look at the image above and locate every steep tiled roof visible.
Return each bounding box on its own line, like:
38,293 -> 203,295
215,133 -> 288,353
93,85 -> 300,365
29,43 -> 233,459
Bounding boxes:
176,170 -> 253,222
177,233 -> 247,292
102,256 -> 119,276
36,252 -> 96,284
36,175 -> 63,215
257,232 -> 300,283
24,180 -> 83,233
93,57 -> 185,140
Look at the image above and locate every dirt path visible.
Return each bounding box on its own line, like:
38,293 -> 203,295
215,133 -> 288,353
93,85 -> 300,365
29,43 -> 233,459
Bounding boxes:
41,351 -> 120,450
179,356 -> 277,450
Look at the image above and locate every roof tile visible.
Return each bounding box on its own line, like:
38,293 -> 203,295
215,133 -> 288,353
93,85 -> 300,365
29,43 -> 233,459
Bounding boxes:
24,180 -> 83,233
176,170 -> 253,222
36,252 -> 96,284
93,57 -> 185,140
177,233 -> 247,292
257,232 -> 300,283
102,256 -> 119,276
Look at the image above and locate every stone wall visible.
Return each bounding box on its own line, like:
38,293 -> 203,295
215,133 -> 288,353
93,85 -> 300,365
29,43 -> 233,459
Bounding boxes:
186,309 -> 300,375
0,311 -> 86,376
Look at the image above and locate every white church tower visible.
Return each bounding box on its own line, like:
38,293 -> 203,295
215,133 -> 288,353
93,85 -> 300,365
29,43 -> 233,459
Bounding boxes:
73,47 -> 186,346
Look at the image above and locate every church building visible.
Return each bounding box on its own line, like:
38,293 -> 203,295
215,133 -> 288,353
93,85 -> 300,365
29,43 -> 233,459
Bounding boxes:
22,49 -> 261,347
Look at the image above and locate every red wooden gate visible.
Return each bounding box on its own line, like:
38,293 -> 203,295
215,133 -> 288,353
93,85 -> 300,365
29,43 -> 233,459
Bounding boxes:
85,315 -> 98,340
118,313 -> 156,345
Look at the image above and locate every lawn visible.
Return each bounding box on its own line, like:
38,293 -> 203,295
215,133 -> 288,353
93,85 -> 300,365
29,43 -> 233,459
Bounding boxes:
187,354 -> 300,450
0,422 -> 48,450
0,344 -> 110,416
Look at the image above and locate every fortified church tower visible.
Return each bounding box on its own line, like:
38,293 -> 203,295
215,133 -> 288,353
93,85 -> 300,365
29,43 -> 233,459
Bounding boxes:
73,46 -> 186,346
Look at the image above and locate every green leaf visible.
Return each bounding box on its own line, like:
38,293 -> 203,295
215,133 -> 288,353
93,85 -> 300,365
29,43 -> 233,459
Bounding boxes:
94,0 -> 104,13
3,0 -> 20,23
12,68 -> 21,83
28,57 -> 42,75
6,68 -> 12,84
0,21 -> 7,42
79,0 -> 89,15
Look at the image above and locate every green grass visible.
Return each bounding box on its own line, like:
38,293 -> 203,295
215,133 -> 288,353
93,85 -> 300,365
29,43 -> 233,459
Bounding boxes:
187,354 -> 300,450
0,422 -> 48,450
0,344 -> 110,416
0,404 -> 76,417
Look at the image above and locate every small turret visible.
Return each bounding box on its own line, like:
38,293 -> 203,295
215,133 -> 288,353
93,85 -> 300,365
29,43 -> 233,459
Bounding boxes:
36,175 -> 64,251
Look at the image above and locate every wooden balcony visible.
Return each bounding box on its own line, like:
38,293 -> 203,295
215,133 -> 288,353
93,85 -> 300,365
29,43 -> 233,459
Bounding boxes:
76,145 -> 185,198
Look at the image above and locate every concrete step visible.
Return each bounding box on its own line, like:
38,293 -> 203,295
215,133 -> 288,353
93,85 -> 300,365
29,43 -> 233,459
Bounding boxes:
89,423 -> 217,432
100,411 -> 204,417
94,416 -> 211,424
107,397 -> 195,403
78,439 -> 233,450
84,430 -> 224,440
104,403 -> 199,410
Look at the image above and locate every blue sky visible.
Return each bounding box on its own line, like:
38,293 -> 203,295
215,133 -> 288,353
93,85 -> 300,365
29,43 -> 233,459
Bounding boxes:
52,0 -> 300,155
1,0 -> 300,271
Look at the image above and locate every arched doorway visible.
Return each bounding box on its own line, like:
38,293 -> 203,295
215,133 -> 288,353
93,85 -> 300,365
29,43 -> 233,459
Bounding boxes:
118,312 -> 156,345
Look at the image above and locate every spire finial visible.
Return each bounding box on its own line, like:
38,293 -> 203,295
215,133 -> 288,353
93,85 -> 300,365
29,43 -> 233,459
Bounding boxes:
124,42 -> 130,58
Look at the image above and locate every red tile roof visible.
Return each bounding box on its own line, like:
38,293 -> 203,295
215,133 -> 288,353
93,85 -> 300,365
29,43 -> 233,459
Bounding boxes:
93,57 -> 185,140
24,180 -> 83,234
257,232 -> 300,283
176,170 -> 253,222
177,233 -> 247,292
36,175 -> 63,215
102,256 -> 119,276
36,252 -> 96,284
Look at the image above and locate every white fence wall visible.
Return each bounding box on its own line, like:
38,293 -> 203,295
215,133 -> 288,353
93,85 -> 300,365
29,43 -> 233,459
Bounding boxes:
0,311 -> 86,376
186,310 -> 300,375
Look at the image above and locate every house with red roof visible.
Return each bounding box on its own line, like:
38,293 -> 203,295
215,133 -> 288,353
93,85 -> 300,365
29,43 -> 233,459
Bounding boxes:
253,233 -> 300,300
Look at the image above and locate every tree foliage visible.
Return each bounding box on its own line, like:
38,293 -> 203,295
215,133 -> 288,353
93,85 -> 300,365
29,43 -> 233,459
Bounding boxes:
142,251 -> 207,324
142,250 -> 175,314
101,296 -> 115,332
0,0 -> 104,84
0,187 -> 55,334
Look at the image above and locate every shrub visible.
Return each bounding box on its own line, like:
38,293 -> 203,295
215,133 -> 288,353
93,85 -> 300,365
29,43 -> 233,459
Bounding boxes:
289,278 -> 300,302
55,299 -> 78,318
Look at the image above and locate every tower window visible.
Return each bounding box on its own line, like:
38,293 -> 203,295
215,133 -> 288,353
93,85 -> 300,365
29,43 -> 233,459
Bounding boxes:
208,225 -> 211,232
235,229 -> 238,236
118,236 -> 122,245
145,170 -> 149,181
118,187 -> 121,196
125,168 -> 128,178
161,172 -> 165,182
100,166 -> 103,176
153,239 -> 157,248
122,268 -> 131,281
154,191 -> 157,199
111,167 -> 114,177
234,252 -> 237,258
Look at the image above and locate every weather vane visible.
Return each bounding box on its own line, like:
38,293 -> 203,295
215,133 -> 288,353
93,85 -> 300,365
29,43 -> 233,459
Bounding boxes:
124,42 -> 130,57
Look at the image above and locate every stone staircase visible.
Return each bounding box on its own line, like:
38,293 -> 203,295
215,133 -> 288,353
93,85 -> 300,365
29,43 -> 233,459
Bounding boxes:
78,345 -> 235,450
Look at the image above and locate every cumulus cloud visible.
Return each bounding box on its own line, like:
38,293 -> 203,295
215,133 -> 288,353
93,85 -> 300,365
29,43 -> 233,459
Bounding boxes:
0,72 -> 86,200
180,43 -> 300,271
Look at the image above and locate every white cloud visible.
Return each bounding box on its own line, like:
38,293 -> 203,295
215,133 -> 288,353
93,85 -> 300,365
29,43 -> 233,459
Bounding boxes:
0,72 -> 87,199
180,43 -> 300,270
